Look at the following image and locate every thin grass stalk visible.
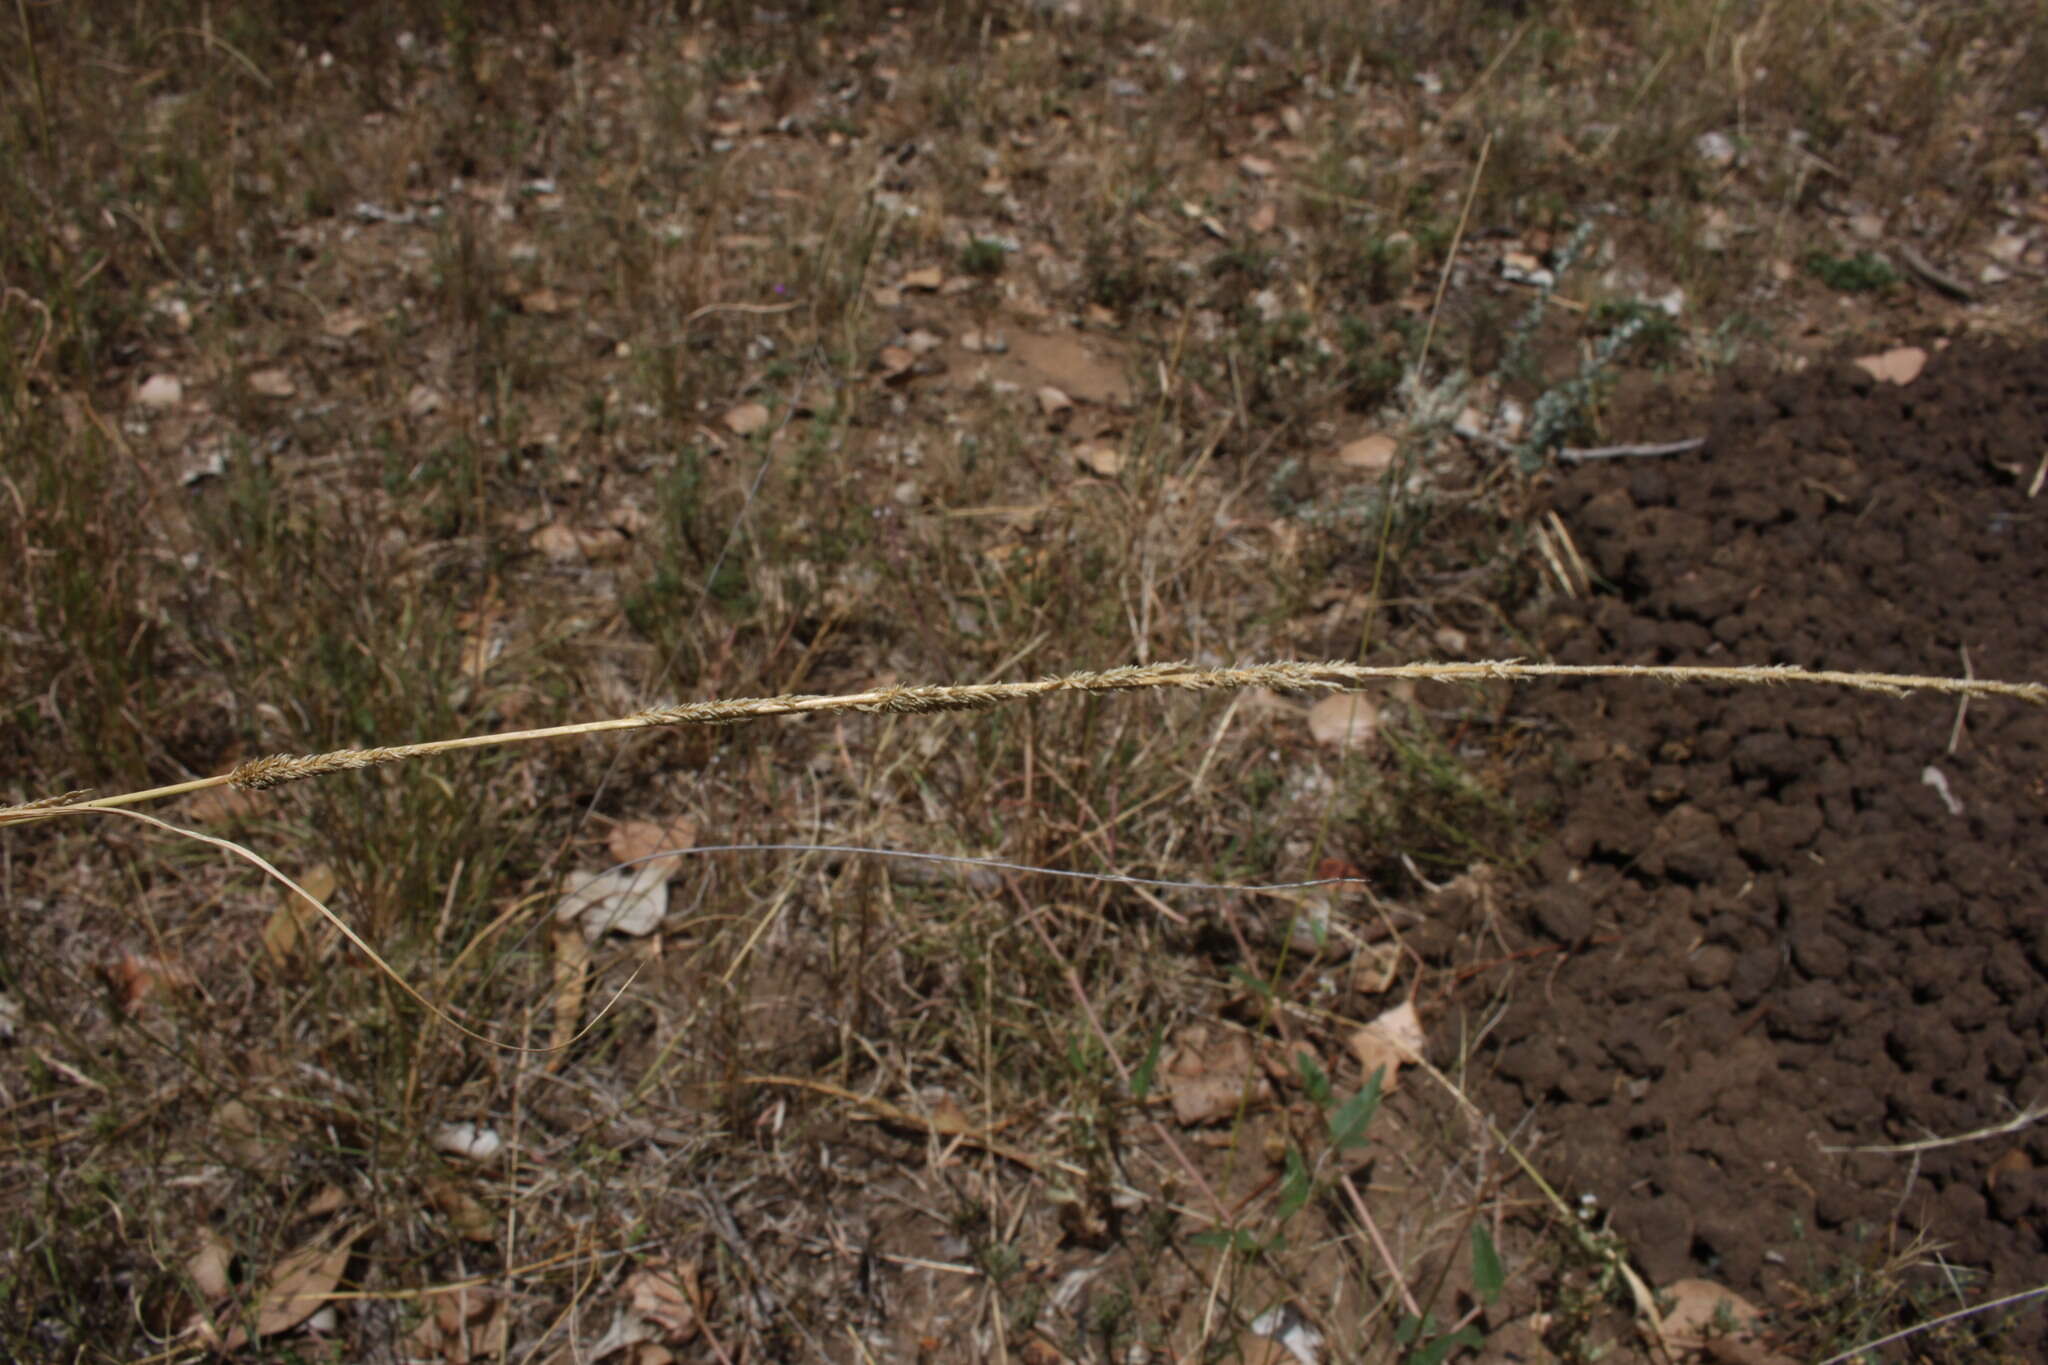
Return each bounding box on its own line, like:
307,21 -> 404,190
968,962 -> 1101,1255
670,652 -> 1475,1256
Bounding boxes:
3,658 -> 2040,824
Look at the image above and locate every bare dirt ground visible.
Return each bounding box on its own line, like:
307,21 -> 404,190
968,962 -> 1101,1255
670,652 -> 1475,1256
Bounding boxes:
4,3 -> 2048,1363
1486,340 -> 2048,1356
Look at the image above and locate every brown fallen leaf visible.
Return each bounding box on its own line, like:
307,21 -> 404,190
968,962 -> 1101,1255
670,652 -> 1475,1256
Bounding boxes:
263,864 -> 338,969
549,924 -> 589,1055
102,952 -> 196,1015
1307,693 -> 1380,751
1338,433 -> 1398,473
1316,856 -> 1368,884
900,265 -> 945,291
322,308 -> 370,339
626,1259 -> 704,1342
1348,941 -> 1402,995
210,1097 -> 275,1171
530,522 -> 628,563
553,865 -> 669,941
1347,1000 -> 1425,1094
1987,1145 -> 2032,1197
425,1177 -> 499,1243
1657,1278 -> 1796,1364
1164,1027 -> 1272,1125
877,344 -> 916,380
406,383 -> 444,417
186,1226 -> 234,1299
923,1092 -> 976,1136
221,1222 -> 365,1349
1074,442 -> 1125,477
1852,345 -> 1927,385
723,401 -> 770,435
607,815 -> 698,867
246,367 -> 297,399
406,1283 -> 507,1364
520,286 -> 569,315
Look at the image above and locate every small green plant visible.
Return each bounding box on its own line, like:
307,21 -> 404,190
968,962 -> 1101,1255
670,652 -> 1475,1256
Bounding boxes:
1267,1056 -> 1507,1362
1804,249 -> 1899,293
1514,307 -> 1650,471
959,236 -> 1008,277
1588,298 -> 1682,367
1498,220 -> 1600,386
1395,1311 -> 1486,1365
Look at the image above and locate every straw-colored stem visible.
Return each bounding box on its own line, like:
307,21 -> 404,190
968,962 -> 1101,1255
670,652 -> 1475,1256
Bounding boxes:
3,658 -> 2039,825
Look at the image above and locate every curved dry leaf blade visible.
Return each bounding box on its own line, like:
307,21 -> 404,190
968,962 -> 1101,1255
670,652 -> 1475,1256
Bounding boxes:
225,1223 -> 364,1347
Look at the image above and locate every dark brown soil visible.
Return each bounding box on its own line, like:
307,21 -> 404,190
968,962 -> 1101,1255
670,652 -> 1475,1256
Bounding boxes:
1484,341 -> 2048,1351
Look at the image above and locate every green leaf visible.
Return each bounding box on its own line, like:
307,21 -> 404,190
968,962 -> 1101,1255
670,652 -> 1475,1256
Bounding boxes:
1470,1222 -> 1504,1305
1189,1226 -> 1264,1255
1131,1024 -> 1166,1101
1228,965 -> 1274,1001
1275,1143 -> 1311,1222
1407,1326 -> 1484,1365
1329,1066 -> 1385,1150
1295,1050 -> 1332,1107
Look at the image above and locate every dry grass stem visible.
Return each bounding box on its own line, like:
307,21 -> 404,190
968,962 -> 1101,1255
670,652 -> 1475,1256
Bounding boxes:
1820,1101 -> 2048,1156
1816,1281 -> 2048,1365
4,658 -> 2036,825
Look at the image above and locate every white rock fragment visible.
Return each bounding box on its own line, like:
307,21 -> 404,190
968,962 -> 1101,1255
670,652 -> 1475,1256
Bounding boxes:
1250,1305 -> 1325,1365
1694,130 -> 1736,168
136,373 -> 184,408
434,1122 -> 505,1161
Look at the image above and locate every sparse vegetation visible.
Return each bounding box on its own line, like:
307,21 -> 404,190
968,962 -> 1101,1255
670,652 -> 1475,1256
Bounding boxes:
3,0 -> 2045,1360
1806,249 -> 1902,294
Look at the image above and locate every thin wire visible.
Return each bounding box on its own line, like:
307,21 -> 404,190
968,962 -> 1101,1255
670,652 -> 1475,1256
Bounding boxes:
600,841 -> 1363,896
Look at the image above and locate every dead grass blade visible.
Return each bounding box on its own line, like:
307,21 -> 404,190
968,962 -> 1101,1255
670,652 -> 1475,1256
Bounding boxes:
15,805 -> 640,1053
3,659 -> 2037,825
